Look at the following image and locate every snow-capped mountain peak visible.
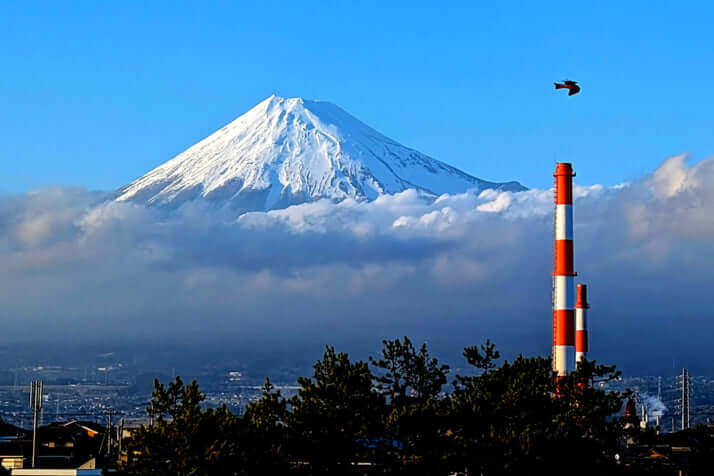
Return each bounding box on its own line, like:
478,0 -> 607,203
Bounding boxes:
116,95 -> 524,211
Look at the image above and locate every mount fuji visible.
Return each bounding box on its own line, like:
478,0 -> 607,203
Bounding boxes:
116,95 -> 525,211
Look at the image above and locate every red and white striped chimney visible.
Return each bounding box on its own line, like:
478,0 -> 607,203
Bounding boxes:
553,163 -> 575,377
575,284 -> 589,364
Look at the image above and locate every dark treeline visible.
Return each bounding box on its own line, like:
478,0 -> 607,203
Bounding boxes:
120,337 -> 630,475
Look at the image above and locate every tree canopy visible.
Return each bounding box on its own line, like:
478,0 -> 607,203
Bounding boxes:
121,338 -> 628,475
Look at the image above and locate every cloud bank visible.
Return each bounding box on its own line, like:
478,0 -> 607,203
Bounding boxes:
1,156 -> 712,373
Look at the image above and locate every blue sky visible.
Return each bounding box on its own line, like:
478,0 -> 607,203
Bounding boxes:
2,1 -> 713,192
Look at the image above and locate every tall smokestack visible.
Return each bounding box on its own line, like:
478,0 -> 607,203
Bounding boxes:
553,163 -> 575,377
575,284 -> 589,364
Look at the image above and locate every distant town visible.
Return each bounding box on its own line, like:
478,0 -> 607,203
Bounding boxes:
0,352 -> 712,432
0,349 -> 303,428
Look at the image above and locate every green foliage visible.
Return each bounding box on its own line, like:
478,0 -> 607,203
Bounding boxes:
461,338 -> 500,372
370,337 -> 451,474
122,376 -> 248,476
288,346 -> 384,474
122,340 -> 629,476
370,336 -> 449,403
451,352 -> 625,475
243,377 -> 291,472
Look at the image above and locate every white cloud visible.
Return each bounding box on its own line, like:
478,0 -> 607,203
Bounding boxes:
0,156 -> 713,372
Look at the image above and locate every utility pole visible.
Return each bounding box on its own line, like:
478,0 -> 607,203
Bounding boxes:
107,411 -> 113,456
117,419 -> 124,465
30,380 -> 43,468
680,368 -> 690,431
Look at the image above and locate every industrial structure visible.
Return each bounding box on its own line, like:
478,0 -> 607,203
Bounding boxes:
552,163 -> 576,376
679,368 -> 691,431
552,162 -> 590,377
29,381 -> 42,469
575,284 -> 589,363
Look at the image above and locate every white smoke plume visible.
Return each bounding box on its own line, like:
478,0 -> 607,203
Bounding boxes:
641,393 -> 667,419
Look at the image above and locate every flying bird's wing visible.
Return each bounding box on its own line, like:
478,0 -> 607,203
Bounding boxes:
564,80 -> 578,86
568,85 -> 581,96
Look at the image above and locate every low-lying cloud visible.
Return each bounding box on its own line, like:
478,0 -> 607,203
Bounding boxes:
1,156 -> 712,373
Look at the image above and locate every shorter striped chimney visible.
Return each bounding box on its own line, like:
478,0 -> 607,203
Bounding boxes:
575,284 -> 589,364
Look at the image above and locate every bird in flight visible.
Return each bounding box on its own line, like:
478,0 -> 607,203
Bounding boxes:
554,80 -> 580,96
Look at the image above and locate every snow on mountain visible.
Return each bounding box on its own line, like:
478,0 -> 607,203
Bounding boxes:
116,95 -> 525,211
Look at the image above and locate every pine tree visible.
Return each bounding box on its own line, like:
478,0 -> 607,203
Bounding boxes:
243,377 -> 291,472
288,346 -> 384,475
370,337 -> 451,474
449,342 -> 625,475
122,377 -> 248,475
